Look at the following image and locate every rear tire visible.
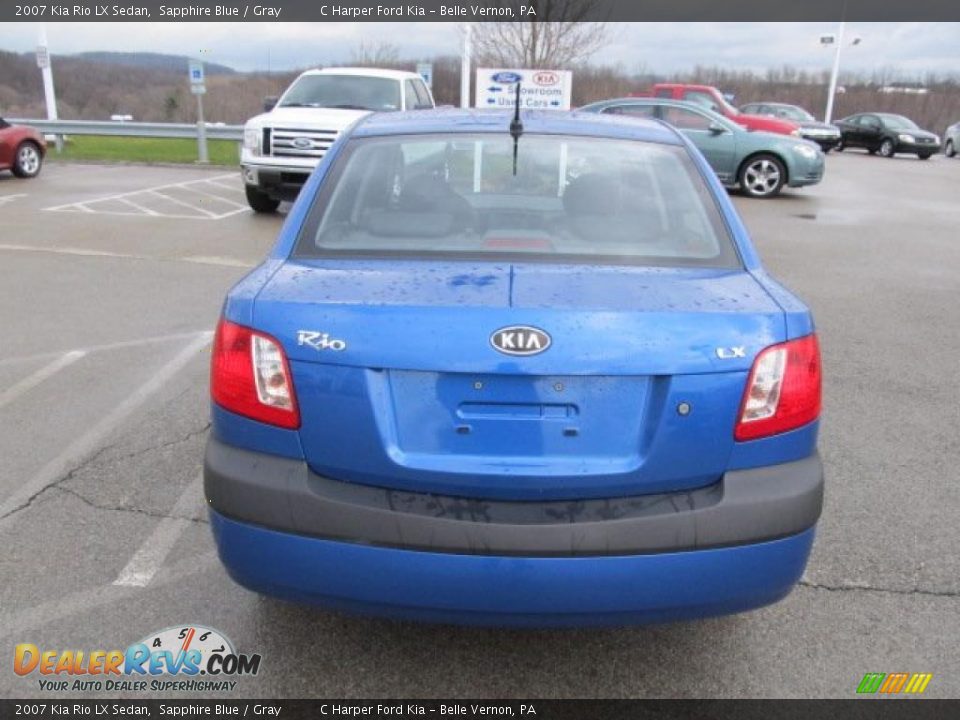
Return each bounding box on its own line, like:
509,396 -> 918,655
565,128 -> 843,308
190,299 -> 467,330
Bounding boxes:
738,154 -> 786,199
879,138 -> 895,158
245,185 -> 280,213
835,138 -> 845,152
944,140 -> 955,157
11,141 -> 42,178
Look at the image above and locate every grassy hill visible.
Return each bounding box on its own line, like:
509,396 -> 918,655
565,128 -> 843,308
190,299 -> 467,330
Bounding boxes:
72,51 -> 237,76
0,49 -> 295,123
1,49 -> 957,134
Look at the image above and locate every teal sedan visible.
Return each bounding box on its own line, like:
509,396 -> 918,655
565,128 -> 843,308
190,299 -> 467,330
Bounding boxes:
580,98 -> 825,198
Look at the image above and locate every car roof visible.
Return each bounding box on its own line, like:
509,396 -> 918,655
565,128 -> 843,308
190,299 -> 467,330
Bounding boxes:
584,97 -> 721,113
750,102 -> 800,108
845,112 -> 902,120
298,67 -> 422,81
351,108 -> 684,145
580,98 -> 736,126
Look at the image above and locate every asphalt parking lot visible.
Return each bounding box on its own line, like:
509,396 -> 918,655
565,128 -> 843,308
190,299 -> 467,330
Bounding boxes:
1,152 -> 958,699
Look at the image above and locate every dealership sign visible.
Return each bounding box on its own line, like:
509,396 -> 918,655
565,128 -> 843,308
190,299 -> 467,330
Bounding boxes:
475,68 -> 573,111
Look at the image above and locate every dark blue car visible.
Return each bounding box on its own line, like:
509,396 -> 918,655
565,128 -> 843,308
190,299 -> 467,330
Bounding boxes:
205,109 -> 823,627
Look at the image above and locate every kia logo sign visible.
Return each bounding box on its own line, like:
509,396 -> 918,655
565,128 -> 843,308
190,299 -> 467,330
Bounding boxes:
490,326 -> 551,356
491,71 -> 523,84
292,137 -> 313,149
532,71 -> 559,86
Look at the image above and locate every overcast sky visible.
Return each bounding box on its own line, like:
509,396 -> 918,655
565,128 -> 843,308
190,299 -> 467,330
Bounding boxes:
2,22 -> 958,77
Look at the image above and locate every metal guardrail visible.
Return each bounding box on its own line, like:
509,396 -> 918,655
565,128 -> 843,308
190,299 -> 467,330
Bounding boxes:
8,119 -> 244,142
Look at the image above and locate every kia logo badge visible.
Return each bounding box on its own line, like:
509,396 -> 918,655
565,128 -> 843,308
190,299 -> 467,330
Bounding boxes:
491,326 -> 551,356
532,71 -> 559,86
292,137 -> 313,149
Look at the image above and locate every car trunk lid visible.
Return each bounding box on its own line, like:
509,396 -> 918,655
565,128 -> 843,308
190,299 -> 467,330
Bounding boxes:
252,259 -> 784,500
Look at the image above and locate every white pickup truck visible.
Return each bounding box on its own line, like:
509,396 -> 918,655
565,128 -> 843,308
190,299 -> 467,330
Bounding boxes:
240,67 -> 435,212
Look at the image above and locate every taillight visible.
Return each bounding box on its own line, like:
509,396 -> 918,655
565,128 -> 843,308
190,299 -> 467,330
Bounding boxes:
211,318 -> 300,429
735,334 -> 821,441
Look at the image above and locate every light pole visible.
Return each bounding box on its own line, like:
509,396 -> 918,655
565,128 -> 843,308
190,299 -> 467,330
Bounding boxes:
822,24 -> 862,124
460,23 -> 472,109
36,24 -> 62,151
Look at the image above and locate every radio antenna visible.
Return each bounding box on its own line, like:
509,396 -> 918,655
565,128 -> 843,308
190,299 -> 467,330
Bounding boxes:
510,83 -> 523,176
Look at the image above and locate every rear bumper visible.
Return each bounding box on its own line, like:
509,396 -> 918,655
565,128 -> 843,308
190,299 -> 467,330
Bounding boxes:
205,437 -> 823,556
205,438 -> 821,625
212,512 -> 814,626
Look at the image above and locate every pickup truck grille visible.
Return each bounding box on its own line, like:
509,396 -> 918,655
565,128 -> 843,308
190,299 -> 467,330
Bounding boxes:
268,127 -> 339,159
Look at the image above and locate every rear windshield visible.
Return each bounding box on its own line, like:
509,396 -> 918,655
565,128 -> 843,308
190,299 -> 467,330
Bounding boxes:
294,133 -> 740,268
280,75 -> 401,112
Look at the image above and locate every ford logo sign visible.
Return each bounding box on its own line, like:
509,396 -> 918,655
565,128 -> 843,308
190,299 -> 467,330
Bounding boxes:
490,326 -> 551,356
491,71 -> 523,85
292,137 -> 313,149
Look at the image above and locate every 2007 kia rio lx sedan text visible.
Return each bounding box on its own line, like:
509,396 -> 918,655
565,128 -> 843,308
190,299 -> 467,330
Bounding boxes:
204,108 -> 823,627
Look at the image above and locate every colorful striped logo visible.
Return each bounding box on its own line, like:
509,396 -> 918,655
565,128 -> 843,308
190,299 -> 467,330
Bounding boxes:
857,673 -> 933,695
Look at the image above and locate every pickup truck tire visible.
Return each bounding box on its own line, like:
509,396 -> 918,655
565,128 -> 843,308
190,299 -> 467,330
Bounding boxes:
245,186 -> 281,214
738,154 -> 786,199
12,141 -> 42,178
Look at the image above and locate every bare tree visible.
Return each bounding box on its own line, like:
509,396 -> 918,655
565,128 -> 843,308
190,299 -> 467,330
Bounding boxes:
350,41 -> 402,67
471,0 -> 610,69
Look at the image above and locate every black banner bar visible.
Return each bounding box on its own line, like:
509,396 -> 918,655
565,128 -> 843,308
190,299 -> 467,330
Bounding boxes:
2,0 -> 960,23
2,700 -> 960,720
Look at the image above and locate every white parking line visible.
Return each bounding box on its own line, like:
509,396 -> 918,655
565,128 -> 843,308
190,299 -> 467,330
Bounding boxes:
182,255 -> 255,268
0,242 -> 256,269
0,193 -> 28,206
205,179 -> 244,192
1,331 -> 209,364
43,173 -> 249,220
0,351 -> 86,410
149,189 -> 219,218
44,173 -> 236,209
0,333 -> 212,521
0,551 -> 219,637
0,330 -> 210,368
205,206 -> 249,219
0,243 -> 144,260
185,184 -> 248,209
118,197 -> 160,216
113,472 -> 206,587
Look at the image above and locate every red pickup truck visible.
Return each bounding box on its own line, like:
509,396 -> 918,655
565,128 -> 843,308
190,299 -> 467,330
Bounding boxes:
635,84 -> 801,137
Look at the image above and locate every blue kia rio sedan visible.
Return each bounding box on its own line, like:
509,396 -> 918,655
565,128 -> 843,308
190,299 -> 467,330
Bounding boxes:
205,108 -> 823,627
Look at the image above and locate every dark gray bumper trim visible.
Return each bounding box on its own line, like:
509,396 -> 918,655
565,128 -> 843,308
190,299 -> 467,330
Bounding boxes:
204,438 -> 823,557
